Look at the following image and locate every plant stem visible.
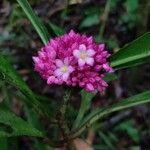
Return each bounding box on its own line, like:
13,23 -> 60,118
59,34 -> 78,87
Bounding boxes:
72,90 -> 96,130
99,0 -> 111,37
60,89 -> 72,116
44,89 -> 72,148
57,89 -> 72,145
72,102 -> 85,130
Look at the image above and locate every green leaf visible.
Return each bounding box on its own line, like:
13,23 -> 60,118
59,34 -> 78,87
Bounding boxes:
0,108 -> 44,137
24,105 -> 46,150
16,0 -> 49,44
126,0 -> 138,12
48,22 -> 65,36
114,120 -> 140,142
103,73 -> 117,82
80,14 -> 99,28
98,132 -> 115,150
0,55 -> 47,116
110,32 -> 150,69
0,138 -> 8,150
70,90 -> 150,138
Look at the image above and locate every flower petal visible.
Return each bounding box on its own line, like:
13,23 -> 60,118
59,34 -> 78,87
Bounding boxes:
55,59 -> 63,67
38,51 -> 45,59
32,57 -> 40,63
86,57 -> 94,66
86,83 -> 95,91
99,44 -> 105,51
79,44 -> 86,51
78,59 -> 86,66
68,66 -> 74,73
62,73 -> 69,81
103,63 -> 114,73
87,49 -> 96,56
73,49 -> 80,58
47,48 -> 56,59
64,57 -> 69,65
47,76 -> 55,84
54,69 -> 63,77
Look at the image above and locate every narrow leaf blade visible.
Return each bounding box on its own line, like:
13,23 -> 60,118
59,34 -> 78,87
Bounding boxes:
110,32 -> 150,69
0,55 -> 46,116
0,108 -> 44,137
17,0 -> 49,44
83,90 -> 150,127
70,91 -> 150,137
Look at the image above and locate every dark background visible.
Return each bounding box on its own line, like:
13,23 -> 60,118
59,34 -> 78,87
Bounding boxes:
0,0 -> 150,149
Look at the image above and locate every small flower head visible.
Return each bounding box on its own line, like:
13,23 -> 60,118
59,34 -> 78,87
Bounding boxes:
54,58 -> 74,81
33,30 -> 113,92
73,44 -> 95,66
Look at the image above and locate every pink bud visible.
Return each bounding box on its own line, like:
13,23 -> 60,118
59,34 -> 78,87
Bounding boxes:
32,57 -> 40,63
47,76 -> 55,84
94,65 -> 102,71
99,44 -> 105,51
86,83 -> 95,91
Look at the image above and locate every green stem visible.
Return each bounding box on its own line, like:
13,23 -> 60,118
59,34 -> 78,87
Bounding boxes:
72,98 -> 87,130
72,90 -> 96,130
57,89 -> 72,141
44,89 -> 72,148
60,89 -> 72,116
99,0 -> 111,37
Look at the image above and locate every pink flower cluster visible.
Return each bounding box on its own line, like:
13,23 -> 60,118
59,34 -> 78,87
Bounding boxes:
33,30 -> 113,92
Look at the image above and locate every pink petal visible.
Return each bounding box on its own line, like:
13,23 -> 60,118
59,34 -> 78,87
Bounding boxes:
50,39 -> 57,48
32,57 -> 40,63
38,63 -> 44,70
86,83 -> 95,91
57,79 -> 63,85
54,69 -> 63,77
62,73 -> 69,81
68,66 -> 74,73
87,49 -> 96,56
103,63 -> 112,72
55,59 -> 63,67
64,57 -> 69,65
79,44 -> 86,50
73,49 -> 80,58
79,82 -> 85,87
101,80 -> 108,87
47,76 -> 55,84
38,51 -> 45,59
109,67 -> 114,73
94,65 -> 102,71
86,57 -> 94,66
78,59 -> 86,66
47,48 -> 56,59
71,43 -> 78,49
68,30 -> 75,37
99,44 -> 105,51
54,78 -> 59,84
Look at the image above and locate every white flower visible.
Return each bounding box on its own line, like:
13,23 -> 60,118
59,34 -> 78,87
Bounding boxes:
54,58 -> 74,81
73,44 -> 95,66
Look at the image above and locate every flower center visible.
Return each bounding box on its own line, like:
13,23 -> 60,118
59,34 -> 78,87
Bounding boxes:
80,51 -> 88,60
60,65 -> 68,73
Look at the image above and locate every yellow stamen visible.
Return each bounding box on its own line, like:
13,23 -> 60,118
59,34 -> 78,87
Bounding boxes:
61,65 -> 68,73
80,52 -> 88,60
